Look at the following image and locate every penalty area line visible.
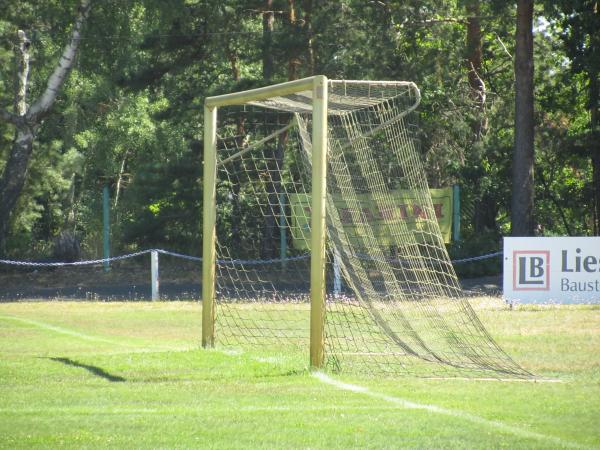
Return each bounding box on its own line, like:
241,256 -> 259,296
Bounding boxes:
313,372 -> 589,450
0,314 -> 173,351
0,314 -> 119,345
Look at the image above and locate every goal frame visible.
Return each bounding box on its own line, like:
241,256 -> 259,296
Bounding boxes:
202,75 -> 329,368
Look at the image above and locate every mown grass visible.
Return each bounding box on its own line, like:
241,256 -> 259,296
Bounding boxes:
0,300 -> 598,449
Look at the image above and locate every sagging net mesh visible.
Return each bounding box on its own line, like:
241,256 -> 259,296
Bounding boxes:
212,80 -> 530,378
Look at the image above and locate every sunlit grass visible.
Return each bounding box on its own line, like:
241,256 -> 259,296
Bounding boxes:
0,299 -> 598,449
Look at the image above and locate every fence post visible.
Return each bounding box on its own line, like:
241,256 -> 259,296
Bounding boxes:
452,184 -> 461,242
102,185 -> 110,272
151,250 -> 159,301
333,249 -> 342,297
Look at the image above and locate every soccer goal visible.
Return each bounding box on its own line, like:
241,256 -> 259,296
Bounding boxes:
202,76 -> 530,378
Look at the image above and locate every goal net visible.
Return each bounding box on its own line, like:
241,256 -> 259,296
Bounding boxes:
203,76 -> 530,378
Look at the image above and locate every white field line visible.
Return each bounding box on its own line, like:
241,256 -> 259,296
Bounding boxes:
0,314 -> 122,344
0,407 -> 163,415
0,405 -> 402,416
0,314 -> 173,351
314,372 -> 591,450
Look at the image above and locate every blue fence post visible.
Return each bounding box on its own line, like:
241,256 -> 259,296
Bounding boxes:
333,250 -> 342,297
452,184 -> 461,242
102,185 -> 110,272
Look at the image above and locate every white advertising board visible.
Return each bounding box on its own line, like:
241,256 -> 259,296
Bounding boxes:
503,237 -> 600,304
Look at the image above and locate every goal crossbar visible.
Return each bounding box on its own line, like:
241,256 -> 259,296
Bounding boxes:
205,76 -> 317,108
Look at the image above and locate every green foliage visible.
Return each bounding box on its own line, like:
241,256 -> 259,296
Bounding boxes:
448,231 -> 503,278
0,0 -> 595,260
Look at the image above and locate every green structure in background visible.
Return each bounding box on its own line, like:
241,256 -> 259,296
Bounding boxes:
103,185 -> 110,272
452,184 -> 460,242
288,187 -> 457,250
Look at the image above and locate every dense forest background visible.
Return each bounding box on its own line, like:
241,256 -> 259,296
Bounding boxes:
0,0 -> 597,263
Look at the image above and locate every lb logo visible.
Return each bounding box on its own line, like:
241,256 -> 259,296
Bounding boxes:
513,251 -> 550,291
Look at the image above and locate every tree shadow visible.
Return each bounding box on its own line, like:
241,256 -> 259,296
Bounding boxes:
49,357 -> 126,382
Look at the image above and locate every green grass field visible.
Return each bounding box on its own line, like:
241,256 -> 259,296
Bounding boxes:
0,299 -> 599,449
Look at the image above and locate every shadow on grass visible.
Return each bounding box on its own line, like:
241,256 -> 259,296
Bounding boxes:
49,357 -> 126,382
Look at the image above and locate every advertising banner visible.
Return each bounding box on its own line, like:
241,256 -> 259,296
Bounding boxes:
503,237 -> 600,304
289,188 -> 453,250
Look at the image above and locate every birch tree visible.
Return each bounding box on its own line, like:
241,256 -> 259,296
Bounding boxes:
0,0 -> 92,254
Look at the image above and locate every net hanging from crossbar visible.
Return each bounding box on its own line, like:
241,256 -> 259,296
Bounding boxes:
211,79 -> 530,378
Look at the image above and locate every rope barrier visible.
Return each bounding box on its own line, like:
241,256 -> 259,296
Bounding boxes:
0,250 -> 152,267
451,251 -> 502,264
217,254 -> 310,265
155,249 -> 201,262
0,249 -> 503,267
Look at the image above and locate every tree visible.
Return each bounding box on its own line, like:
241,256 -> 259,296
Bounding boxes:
0,0 -> 92,254
545,0 -> 600,234
0,0 -> 593,258
465,0 -> 498,233
512,0 -> 535,236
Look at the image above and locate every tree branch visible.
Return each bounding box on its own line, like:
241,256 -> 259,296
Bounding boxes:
15,30 -> 31,117
27,0 -> 92,122
495,33 -> 513,60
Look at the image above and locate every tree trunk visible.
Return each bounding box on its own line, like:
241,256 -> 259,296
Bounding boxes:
589,71 -> 600,235
466,0 -> 487,140
0,0 -> 92,256
0,128 -> 35,254
260,0 -> 276,257
303,0 -> 315,75
287,0 -> 300,80
465,0 -> 495,233
262,0 -> 274,82
511,0 -> 535,236
226,40 -> 245,251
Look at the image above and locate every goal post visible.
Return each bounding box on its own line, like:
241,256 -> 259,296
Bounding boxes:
309,75 -> 328,369
201,76 -> 532,378
202,103 -> 217,349
202,75 -> 329,368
